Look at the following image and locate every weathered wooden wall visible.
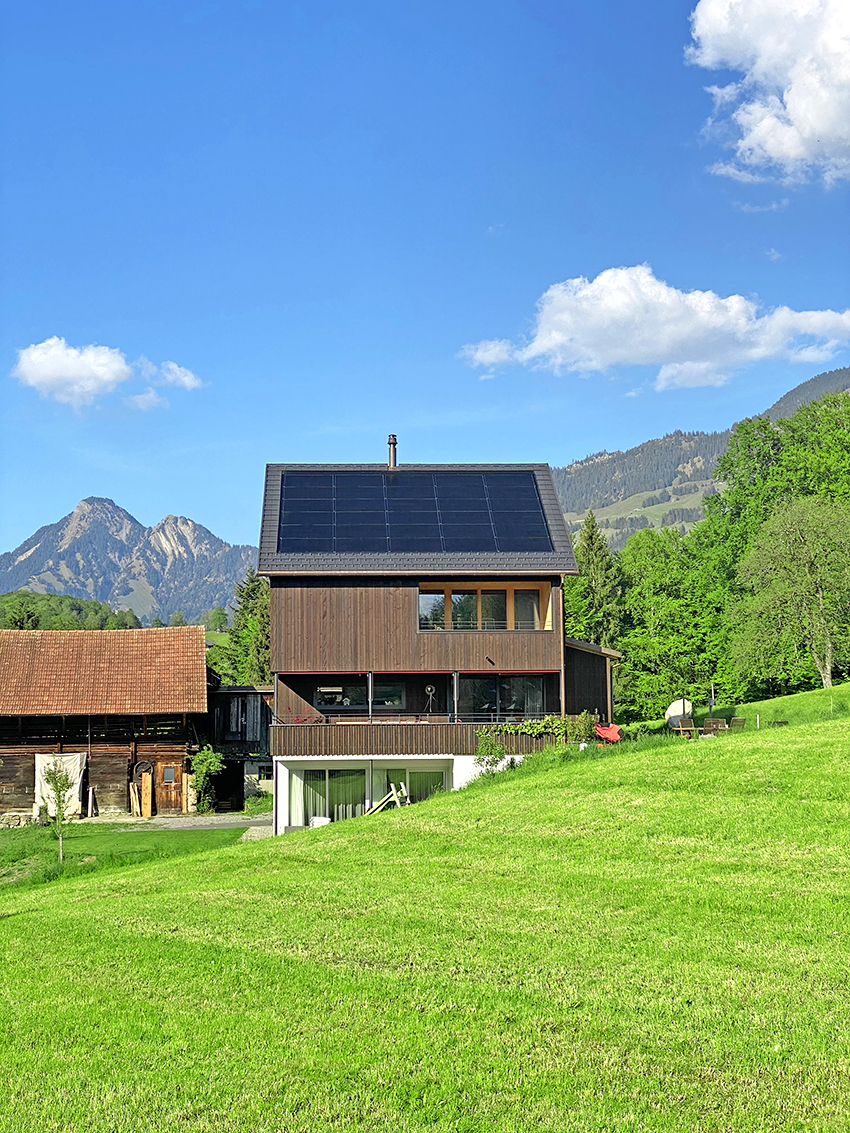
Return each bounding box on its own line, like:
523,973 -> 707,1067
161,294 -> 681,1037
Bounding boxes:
0,715 -> 200,813
270,577 -> 564,673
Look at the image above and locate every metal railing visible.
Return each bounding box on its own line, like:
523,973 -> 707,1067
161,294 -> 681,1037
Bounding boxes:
272,711 -> 549,726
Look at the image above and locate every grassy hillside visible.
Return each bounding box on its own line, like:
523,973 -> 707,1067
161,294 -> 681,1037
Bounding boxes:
2,728 -> 850,1130
642,679 -> 850,732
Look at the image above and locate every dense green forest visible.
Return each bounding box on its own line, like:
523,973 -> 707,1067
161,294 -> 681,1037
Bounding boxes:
567,391 -> 850,721
0,591 -> 142,630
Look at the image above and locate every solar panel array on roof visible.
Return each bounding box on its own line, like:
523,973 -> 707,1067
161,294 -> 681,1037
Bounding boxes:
276,471 -> 553,554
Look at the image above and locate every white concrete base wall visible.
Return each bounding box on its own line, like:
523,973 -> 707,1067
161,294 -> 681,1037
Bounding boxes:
273,753 -> 480,835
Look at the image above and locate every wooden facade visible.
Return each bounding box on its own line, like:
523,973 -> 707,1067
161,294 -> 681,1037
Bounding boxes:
270,577 -> 564,674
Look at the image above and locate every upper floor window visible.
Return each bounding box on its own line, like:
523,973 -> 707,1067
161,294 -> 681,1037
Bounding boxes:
418,584 -> 548,631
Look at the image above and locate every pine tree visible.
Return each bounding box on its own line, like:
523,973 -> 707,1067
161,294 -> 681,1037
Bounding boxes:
218,568 -> 271,685
563,511 -> 624,648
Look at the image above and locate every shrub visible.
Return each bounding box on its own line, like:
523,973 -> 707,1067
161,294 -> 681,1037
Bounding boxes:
191,746 -> 225,814
474,729 -> 507,775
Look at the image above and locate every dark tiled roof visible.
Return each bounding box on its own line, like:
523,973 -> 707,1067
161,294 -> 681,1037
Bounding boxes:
0,627 -> 208,716
258,463 -> 577,576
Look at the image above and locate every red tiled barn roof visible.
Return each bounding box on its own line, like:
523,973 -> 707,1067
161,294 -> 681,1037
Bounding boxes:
0,627 -> 208,716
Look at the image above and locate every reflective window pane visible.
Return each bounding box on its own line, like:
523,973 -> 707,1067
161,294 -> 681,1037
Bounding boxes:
314,684 -> 368,708
450,591 -> 478,629
328,769 -> 366,821
419,592 -> 445,629
480,590 -> 507,630
514,590 -> 540,630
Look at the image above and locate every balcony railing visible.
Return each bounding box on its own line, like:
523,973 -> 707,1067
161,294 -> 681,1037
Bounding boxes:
271,719 -> 557,758
272,712 -> 549,726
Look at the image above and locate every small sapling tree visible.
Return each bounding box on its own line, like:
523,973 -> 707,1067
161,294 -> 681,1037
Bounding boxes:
43,760 -> 73,864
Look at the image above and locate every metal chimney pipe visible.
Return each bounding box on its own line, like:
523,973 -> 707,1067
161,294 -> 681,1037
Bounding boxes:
388,434 -> 397,468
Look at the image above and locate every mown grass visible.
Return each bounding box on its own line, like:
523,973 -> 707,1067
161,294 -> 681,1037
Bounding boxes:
2,726 -> 850,1131
711,680 -> 850,729
0,823 -> 245,890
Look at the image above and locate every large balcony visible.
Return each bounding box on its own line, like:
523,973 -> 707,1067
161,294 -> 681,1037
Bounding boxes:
271,716 -> 557,758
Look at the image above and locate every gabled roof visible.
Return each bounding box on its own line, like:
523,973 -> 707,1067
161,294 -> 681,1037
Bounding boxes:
258,463 -> 577,576
0,626 -> 208,716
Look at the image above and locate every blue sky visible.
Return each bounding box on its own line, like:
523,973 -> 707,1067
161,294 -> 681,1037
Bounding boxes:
2,0 -> 849,550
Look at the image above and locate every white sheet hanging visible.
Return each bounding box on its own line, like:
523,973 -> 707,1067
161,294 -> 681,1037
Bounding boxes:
34,753 -> 87,816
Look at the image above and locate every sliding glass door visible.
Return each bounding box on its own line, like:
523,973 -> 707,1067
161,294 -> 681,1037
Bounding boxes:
289,768 -> 366,824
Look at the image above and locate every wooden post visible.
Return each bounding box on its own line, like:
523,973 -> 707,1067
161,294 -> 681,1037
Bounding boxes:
141,771 -> 153,818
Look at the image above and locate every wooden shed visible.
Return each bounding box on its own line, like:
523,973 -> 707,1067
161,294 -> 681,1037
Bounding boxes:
0,626 -> 208,816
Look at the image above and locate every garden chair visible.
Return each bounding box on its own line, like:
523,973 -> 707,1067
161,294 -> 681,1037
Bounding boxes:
701,718 -> 729,735
729,717 -> 746,731
671,718 -> 698,738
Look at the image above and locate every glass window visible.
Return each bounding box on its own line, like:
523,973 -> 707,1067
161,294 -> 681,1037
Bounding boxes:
328,769 -> 366,821
408,771 -> 444,803
373,684 -> 404,708
290,769 -> 327,826
450,591 -> 478,629
458,677 -> 497,717
376,768 -> 407,802
514,590 -> 540,631
480,590 -> 507,630
315,684 -> 367,709
419,592 -> 445,629
499,676 -> 543,717
162,766 -> 176,783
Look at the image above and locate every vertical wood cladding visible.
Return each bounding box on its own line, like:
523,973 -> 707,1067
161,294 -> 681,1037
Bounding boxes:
563,648 -> 608,719
270,578 -> 563,673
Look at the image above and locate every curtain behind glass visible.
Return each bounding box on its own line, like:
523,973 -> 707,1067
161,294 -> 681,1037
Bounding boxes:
328,769 -> 366,821
408,771 -> 444,803
299,770 -> 327,823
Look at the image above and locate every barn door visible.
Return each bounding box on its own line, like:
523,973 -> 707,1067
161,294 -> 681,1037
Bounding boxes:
154,762 -> 183,814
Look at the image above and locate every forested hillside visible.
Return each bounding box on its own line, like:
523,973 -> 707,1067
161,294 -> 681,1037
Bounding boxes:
567,390 -> 850,722
552,430 -> 729,514
552,366 -> 850,520
0,591 -> 142,630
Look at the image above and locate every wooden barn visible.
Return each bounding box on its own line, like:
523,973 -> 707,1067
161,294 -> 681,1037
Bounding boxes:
0,626 -> 208,817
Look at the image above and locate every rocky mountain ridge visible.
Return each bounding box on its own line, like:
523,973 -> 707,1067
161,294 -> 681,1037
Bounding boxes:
0,497 -> 258,623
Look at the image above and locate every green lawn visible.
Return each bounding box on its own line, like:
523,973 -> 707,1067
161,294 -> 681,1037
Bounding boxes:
630,678 -> 850,734
0,823 -> 245,889
205,629 -> 230,647
2,727 -> 850,1130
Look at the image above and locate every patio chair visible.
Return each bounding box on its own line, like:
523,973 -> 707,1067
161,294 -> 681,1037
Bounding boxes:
729,717 -> 746,731
701,718 -> 729,735
671,718 -> 698,738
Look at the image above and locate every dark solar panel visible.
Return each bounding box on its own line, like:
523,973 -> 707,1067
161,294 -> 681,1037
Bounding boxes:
277,471 -> 553,553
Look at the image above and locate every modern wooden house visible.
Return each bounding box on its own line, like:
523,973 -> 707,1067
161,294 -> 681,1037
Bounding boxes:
258,447 -> 620,833
0,626 -> 208,817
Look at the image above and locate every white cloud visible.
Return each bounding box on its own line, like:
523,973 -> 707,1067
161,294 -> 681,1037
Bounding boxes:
159,360 -> 203,389
687,0 -> 850,185
11,336 -> 133,407
126,387 -> 169,411
734,198 -> 789,213
461,264 -> 850,391
10,337 -> 204,408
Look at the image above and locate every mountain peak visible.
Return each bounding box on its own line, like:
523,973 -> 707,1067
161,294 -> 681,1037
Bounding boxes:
1,501 -> 257,622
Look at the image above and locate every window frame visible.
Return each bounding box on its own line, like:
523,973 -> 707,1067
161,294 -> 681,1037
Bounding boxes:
416,582 -> 552,631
